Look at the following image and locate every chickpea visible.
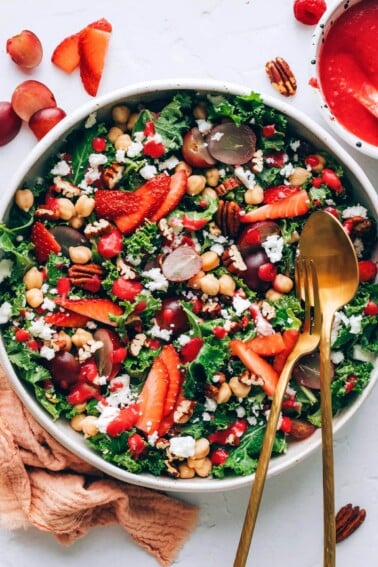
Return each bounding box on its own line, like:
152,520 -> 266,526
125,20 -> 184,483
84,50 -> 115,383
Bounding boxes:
69,215 -> 84,229
81,415 -> 99,437
15,188 -> 34,212
200,250 -> 220,272
71,328 -> 93,348
126,112 -> 139,131
273,274 -> 294,294
218,274 -> 236,297
244,185 -> 264,205
55,330 -> 72,351
70,413 -> 87,432
188,270 -> 206,289
114,133 -> 132,151
73,403 -> 87,414
107,126 -> 124,144
229,376 -> 251,398
111,104 -> 131,124
265,288 -> 284,302
178,463 -> 195,479
175,161 -> 192,177
193,438 -> 210,460
23,266 -> 43,290
187,175 -> 206,196
289,167 -> 311,187
68,245 -> 92,264
74,195 -> 95,218
205,167 -> 220,187
193,457 -> 212,478
25,288 -> 44,308
202,187 -> 217,200
57,198 -> 75,221
199,274 -> 220,296
216,382 -> 232,404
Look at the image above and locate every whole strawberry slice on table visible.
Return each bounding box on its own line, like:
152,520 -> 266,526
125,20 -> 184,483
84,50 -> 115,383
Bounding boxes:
78,23 -> 112,96
55,298 -> 123,327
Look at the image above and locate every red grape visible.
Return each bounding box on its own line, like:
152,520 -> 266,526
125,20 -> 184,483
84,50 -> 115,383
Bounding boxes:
206,122 -> 256,165
238,221 -> 281,251
94,328 -> 124,380
240,248 -> 270,291
293,352 -> 334,390
29,107 -> 66,140
6,29 -> 43,69
11,80 -> 57,122
162,245 -> 202,282
155,297 -> 190,337
50,226 -> 90,256
0,101 -> 22,146
182,127 -> 216,167
46,351 -> 81,392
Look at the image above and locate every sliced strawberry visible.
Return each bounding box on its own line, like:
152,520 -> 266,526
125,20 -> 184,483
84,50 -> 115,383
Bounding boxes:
79,26 -> 111,96
31,221 -> 61,263
106,403 -> 140,437
241,190 -> 311,223
51,32 -> 80,73
263,185 -> 299,204
45,310 -> 90,327
230,339 -> 279,397
55,297 -> 123,326
136,356 -> 170,435
273,329 -> 300,373
246,332 -> 286,357
88,18 -> 112,32
149,170 -> 188,222
113,174 -> 169,233
94,190 -> 142,220
160,344 -> 183,417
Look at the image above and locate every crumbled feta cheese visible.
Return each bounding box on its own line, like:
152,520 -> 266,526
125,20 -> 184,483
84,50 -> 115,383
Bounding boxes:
104,375 -> 134,408
210,243 -> 224,256
353,237 -> 364,258
139,163 -> 158,180
280,162 -> 295,178
330,350 -> 344,364
234,166 -> 255,189
202,411 -> 212,422
96,405 -> 120,433
158,156 -> 179,171
85,112 -> 97,128
290,139 -> 301,152
247,415 -> 257,426
148,431 -> 159,446
169,436 -> 196,458
176,334 -> 191,346
261,234 -> 284,263
133,131 -> 145,143
149,323 -> 172,341
142,267 -> 168,292
89,153 -> 107,168
125,254 -> 142,267
236,406 -> 246,418
41,297 -> 56,312
196,119 -> 213,134
352,345 -> 376,364
349,314 -> 362,334
342,205 -> 368,219
0,259 -> 13,283
39,346 -> 56,360
232,295 -> 252,316
126,141 -> 143,158
115,149 -> 126,163
29,318 -> 54,340
50,160 -> 71,177
93,375 -> 108,386
0,302 -> 12,324
204,397 -> 218,412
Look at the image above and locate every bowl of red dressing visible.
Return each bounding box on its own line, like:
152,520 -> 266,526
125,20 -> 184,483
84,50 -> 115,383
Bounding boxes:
311,0 -> 378,158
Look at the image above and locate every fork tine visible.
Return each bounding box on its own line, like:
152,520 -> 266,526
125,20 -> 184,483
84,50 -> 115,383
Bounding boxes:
308,259 -> 322,334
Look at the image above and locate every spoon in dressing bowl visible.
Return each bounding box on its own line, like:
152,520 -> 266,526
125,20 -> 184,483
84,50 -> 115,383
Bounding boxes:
298,210 -> 359,567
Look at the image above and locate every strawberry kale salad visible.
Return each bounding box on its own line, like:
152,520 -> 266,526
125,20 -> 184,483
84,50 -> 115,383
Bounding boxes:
0,90 -> 377,480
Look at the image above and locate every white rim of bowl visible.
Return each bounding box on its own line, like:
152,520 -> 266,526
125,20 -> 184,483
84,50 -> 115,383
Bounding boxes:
0,78 -> 377,493
310,0 -> 378,159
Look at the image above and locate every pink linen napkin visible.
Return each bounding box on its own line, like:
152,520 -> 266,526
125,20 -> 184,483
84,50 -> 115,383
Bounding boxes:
0,368 -> 198,566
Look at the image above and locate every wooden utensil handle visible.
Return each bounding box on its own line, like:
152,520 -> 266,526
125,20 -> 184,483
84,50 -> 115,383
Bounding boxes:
320,315 -> 336,567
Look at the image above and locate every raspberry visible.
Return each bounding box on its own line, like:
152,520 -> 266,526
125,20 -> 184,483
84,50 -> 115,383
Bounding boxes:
293,0 -> 327,25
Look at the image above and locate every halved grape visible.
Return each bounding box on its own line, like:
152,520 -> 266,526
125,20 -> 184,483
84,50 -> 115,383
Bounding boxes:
11,80 -> 57,122
182,127 -> 216,167
206,122 -> 256,165
238,221 -> 281,251
50,226 -> 89,256
293,352 -> 334,390
162,245 -> 202,282
29,107 -> 66,140
240,247 -> 270,291
0,101 -> 22,146
94,328 -> 123,380
155,297 -> 190,337
46,351 -> 81,392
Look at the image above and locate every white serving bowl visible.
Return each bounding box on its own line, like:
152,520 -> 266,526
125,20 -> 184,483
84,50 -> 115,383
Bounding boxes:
311,0 -> 378,159
0,79 -> 377,493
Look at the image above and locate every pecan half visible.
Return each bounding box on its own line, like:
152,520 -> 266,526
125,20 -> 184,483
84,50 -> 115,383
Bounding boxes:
101,162 -> 125,189
215,176 -> 241,196
53,176 -> 81,198
84,218 -> 111,238
265,57 -> 297,97
216,200 -> 241,238
336,503 -> 366,543
222,244 -> 247,275
68,263 -> 104,292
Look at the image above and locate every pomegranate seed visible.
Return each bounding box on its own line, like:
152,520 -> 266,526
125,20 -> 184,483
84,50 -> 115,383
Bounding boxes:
323,206 -> 339,219
92,137 -> 107,152
210,447 -> 229,465
191,298 -> 203,314
128,433 -> 146,457
143,120 -> 155,137
27,339 -> 40,351
15,328 -> 30,342
143,139 -> 165,158
345,375 -> 358,394
262,124 -> 276,138
358,260 -> 377,282
162,308 -> 175,325
112,347 -> 127,364
134,301 -> 147,314
305,154 -> 320,168
213,326 -> 228,339
311,176 -> 323,188
322,168 -> 343,192
147,338 -> 161,350
280,416 -> 292,433
258,262 -> 278,282
363,300 -> 378,316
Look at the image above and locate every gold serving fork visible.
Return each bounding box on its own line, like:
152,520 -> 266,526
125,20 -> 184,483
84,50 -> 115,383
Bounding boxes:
234,258 -> 322,567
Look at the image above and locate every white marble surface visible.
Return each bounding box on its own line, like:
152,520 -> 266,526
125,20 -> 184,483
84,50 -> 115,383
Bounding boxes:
0,0 -> 377,565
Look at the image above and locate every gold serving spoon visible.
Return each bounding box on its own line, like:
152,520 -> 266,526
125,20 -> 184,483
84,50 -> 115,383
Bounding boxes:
298,210 -> 359,567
